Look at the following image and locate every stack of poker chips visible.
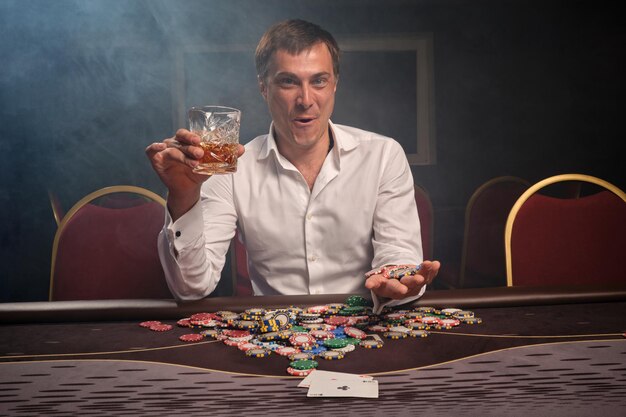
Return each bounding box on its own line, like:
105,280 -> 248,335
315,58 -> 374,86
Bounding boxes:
141,296 -> 482,375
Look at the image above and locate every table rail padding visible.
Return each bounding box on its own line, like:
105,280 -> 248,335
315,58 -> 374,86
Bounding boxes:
1,284 -> 626,323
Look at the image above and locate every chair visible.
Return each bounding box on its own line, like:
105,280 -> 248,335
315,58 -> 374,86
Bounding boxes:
415,184 -> 434,261
505,174 -> 626,287
49,185 -> 173,301
459,176 -> 531,288
230,230 -> 253,296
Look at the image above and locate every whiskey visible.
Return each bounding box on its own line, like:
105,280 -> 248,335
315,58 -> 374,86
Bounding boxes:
194,141 -> 238,174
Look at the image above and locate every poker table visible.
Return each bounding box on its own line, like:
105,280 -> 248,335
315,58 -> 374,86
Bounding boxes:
1,284 -> 625,417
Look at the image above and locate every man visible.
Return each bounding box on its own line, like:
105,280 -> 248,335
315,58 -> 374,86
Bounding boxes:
146,19 -> 440,313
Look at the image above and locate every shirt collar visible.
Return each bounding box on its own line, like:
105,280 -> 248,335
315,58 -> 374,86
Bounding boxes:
258,120 -> 358,161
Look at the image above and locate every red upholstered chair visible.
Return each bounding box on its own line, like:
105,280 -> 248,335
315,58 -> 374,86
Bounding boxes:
415,184 -> 434,261
49,186 -> 173,301
459,176 -> 530,288
505,174 -> 626,287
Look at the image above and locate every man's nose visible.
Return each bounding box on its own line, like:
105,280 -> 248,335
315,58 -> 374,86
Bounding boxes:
296,85 -> 314,108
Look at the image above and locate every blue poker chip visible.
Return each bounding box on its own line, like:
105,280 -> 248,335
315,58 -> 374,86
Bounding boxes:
301,345 -> 328,355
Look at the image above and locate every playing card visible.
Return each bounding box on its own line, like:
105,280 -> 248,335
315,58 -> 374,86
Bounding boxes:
298,370 -> 373,388
307,375 -> 378,398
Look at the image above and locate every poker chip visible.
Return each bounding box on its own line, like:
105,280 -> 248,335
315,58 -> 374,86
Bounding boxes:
441,308 -> 462,316
345,295 -> 369,307
200,329 -> 220,338
275,346 -> 300,356
360,340 -> 384,349
310,330 -> 335,340
237,342 -> 258,352
289,352 -> 316,361
179,333 -> 204,342
308,305 -> 329,314
224,338 -> 243,347
368,325 -> 389,332
325,316 -> 349,326
462,317 -> 483,324
176,318 -> 193,328
406,321 -> 430,330
323,338 -> 349,349
289,359 -> 318,370
332,343 -> 356,353
149,323 -> 173,332
408,330 -> 429,338
388,325 -> 411,334
453,310 -> 475,319
287,366 -> 314,376
383,331 -> 407,340
420,316 -> 441,326
344,327 -> 367,339
289,333 -> 316,347
439,318 -> 461,328
319,350 -> 345,360
139,320 -> 162,328
246,348 -> 271,358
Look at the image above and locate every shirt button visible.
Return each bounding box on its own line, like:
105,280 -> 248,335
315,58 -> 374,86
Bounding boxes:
306,213 -> 313,220
308,255 -> 317,262
175,231 -> 181,238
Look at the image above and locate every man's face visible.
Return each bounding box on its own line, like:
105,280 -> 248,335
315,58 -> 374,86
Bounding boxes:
259,42 -> 338,151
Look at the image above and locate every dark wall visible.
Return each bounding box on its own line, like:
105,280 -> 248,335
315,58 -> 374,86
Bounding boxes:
1,0 -> 623,301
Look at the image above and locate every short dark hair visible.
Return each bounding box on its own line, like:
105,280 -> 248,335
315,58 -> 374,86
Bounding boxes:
255,19 -> 340,81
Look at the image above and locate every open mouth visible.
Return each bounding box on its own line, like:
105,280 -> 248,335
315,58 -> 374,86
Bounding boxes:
294,116 -> 316,124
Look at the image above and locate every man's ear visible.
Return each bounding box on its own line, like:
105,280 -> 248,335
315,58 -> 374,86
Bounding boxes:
258,76 -> 267,100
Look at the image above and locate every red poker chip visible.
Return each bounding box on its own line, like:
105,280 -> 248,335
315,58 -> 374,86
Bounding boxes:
325,316 -> 349,326
238,342 -> 258,352
289,333 -> 316,347
344,326 -> 367,339
190,312 -> 220,321
179,333 -> 204,343
275,346 -> 300,356
149,323 -> 173,332
177,318 -> 193,328
139,321 -> 162,328
287,366 -> 314,376
223,338 -> 242,347
310,330 -> 334,340
222,329 -> 251,338
308,305 -> 329,314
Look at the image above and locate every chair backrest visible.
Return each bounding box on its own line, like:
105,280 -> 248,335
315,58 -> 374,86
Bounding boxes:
505,174 -> 626,287
230,230 -> 253,296
459,176 -> 530,288
414,184 -> 434,261
49,185 -> 173,301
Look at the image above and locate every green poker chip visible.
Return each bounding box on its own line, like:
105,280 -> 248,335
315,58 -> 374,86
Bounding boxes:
289,359 -> 318,370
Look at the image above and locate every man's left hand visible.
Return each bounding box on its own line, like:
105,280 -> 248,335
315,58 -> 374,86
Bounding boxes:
364,260 -> 440,299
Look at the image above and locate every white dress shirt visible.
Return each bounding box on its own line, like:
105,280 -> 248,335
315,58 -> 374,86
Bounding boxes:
158,121 -> 425,312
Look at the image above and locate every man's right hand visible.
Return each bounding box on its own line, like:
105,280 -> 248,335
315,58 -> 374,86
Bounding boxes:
145,129 -> 244,221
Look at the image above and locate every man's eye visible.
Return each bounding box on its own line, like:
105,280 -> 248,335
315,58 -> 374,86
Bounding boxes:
278,78 -> 296,86
312,78 -> 328,87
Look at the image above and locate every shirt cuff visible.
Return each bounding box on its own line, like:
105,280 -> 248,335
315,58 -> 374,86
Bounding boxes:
164,198 -> 205,255
370,285 -> 427,315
